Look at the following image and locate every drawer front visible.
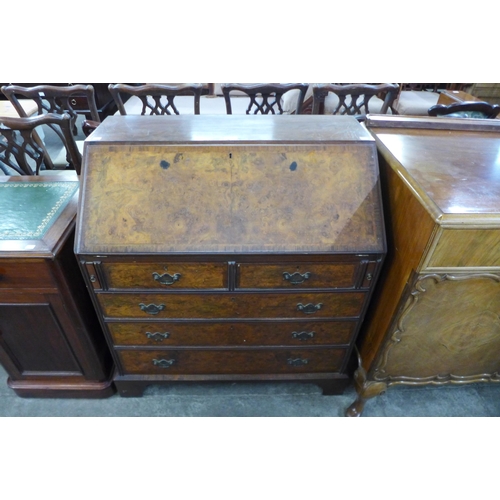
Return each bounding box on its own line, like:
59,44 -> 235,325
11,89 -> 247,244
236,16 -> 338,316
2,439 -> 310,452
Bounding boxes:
68,96 -> 89,111
97,292 -> 366,319
0,259 -> 55,289
101,262 -> 227,290
117,348 -> 346,375
237,262 -> 360,289
107,321 -> 356,347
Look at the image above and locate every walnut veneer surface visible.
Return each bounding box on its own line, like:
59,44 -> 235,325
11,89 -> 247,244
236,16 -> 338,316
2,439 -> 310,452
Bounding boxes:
75,115 -> 386,397
347,115 -> 500,416
0,173 -> 114,397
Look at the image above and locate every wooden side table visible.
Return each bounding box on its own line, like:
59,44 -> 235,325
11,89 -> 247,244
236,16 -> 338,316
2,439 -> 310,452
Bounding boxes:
437,90 -> 481,106
0,173 -> 114,397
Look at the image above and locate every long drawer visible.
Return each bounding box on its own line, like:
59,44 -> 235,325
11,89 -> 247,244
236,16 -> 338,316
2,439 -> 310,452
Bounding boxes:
117,347 -> 347,375
97,292 -> 366,319
107,320 -> 356,347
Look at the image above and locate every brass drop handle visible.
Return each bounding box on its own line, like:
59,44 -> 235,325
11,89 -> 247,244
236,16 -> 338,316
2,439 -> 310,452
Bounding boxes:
283,271 -> 312,285
146,332 -> 170,342
296,303 -> 322,314
287,358 -> 309,367
139,303 -> 166,315
292,331 -> 315,341
152,271 -> 182,286
152,358 -> 176,368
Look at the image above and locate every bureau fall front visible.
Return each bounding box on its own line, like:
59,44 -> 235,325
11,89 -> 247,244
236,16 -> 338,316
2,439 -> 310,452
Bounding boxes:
75,115 -> 386,396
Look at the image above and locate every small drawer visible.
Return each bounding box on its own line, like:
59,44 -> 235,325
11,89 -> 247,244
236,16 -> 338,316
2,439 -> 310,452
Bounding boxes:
117,347 -> 346,375
101,262 -> 227,290
107,320 -> 356,347
0,259 -> 55,289
68,96 -> 88,111
98,292 -> 366,319
237,262 -> 360,289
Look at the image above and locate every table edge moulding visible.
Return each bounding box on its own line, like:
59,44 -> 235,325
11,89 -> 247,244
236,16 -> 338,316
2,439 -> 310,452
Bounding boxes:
75,114 -> 387,398
346,115 -> 500,416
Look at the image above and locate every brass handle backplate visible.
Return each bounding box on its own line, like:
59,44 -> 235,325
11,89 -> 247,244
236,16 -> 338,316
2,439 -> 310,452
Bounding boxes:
152,271 -> 181,286
146,332 -> 170,341
152,358 -> 176,368
292,331 -> 315,341
283,271 -> 312,285
139,303 -> 166,315
296,303 -> 322,314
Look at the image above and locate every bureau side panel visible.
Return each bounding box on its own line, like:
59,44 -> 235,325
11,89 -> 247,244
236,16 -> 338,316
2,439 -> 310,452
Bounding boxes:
357,152 -> 436,372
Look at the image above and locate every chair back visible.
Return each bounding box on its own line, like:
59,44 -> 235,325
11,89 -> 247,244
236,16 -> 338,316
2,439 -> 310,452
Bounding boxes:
1,84 -> 100,133
221,83 -> 308,114
108,84 -> 203,115
0,113 -> 81,175
428,101 -> 500,119
312,83 -> 400,119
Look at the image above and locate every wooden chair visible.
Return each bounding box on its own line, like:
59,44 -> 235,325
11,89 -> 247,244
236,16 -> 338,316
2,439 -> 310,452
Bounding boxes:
221,83 -> 308,114
1,84 -> 100,169
428,101 -> 500,119
1,84 -> 100,135
312,83 -> 400,119
108,84 -> 203,115
0,113 -> 82,175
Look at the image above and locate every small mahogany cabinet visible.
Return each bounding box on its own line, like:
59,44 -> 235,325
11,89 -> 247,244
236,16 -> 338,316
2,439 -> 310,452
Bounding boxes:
75,115 -> 386,397
0,173 -> 114,397
347,116 -> 500,416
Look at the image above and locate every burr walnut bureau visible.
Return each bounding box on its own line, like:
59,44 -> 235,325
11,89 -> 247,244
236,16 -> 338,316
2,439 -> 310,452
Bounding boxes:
75,114 -> 386,397
347,116 -> 500,416
0,173 -> 114,397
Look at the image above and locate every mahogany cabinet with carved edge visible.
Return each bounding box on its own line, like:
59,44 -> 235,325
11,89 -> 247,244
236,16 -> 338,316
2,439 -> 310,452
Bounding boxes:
0,173 -> 114,397
75,115 -> 386,397
347,115 -> 500,416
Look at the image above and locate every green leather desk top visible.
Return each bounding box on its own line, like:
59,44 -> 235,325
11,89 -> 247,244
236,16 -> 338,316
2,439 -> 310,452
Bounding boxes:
0,181 -> 79,241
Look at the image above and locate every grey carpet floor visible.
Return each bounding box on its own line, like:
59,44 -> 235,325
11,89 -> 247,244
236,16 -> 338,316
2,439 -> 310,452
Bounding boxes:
1,363 -> 499,417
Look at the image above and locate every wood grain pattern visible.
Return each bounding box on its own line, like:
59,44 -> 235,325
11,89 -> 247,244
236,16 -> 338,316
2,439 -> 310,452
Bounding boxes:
367,121 -> 500,220
350,117 -> 500,415
102,262 -> 227,289
426,229 -> 500,268
117,347 -> 346,375
78,143 -> 383,254
107,320 -> 356,347
237,261 -> 360,289
373,273 -> 500,381
0,259 -> 55,289
85,114 -> 374,144
77,116 -> 385,396
357,150 -> 436,371
97,292 -> 367,319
